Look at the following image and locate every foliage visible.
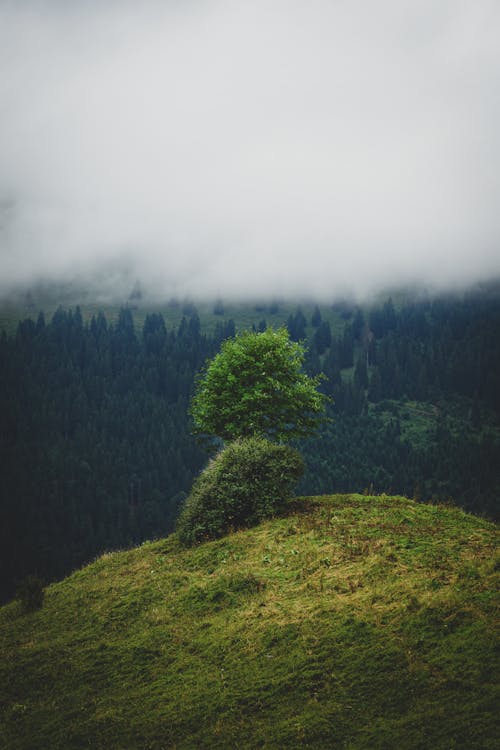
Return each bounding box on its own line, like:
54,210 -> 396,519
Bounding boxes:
176,436 -> 304,545
1,290 -> 500,603
190,327 -> 326,442
0,495 -> 498,749
15,575 -> 44,612
0,306 -> 235,603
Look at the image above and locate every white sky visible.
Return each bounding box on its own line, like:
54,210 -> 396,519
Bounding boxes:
1,0 -> 499,299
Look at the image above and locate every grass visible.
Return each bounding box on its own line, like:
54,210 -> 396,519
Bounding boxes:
370,399 -> 438,450
371,396 -> 500,451
0,494 -> 498,749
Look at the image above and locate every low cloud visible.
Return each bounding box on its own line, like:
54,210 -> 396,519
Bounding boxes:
1,0 -> 499,300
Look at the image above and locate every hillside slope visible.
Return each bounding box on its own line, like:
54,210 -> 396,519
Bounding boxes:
0,494 -> 498,749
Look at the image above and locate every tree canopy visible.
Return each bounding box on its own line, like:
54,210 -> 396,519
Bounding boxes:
189,327 -> 326,442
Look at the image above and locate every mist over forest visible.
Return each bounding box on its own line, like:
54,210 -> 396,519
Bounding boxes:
1,0 -> 499,592
1,283 -> 499,603
1,0 -> 500,301
1,5 -> 499,747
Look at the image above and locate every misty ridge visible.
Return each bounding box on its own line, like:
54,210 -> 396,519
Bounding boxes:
1,6 -> 500,748
1,0 -> 499,301
3,262 -> 500,320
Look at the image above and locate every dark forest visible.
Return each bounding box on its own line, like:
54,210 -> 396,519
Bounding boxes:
1,290 -> 499,603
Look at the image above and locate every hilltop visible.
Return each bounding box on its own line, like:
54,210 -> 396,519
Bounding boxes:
1,494 -> 498,749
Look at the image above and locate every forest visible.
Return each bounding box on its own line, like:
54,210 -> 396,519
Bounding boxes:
1,288 -> 499,603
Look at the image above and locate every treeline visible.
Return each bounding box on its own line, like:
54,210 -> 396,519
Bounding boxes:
1,291 -> 499,602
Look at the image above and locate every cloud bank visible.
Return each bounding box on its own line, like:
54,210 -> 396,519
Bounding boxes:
1,0 -> 499,299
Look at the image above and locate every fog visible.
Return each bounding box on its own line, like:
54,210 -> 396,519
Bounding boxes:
1,0 -> 499,301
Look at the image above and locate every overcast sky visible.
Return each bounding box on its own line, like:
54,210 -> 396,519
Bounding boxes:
1,0 -> 499,300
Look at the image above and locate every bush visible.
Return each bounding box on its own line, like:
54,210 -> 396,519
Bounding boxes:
15,575 -> 44,612
176,436 -> 304,545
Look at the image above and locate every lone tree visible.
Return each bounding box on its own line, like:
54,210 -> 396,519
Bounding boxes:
190,327 -> 326,443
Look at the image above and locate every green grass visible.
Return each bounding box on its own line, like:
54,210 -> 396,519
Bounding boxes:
1,494 -> 498,749
371,397 -> 500,451
370,400 -> 438,450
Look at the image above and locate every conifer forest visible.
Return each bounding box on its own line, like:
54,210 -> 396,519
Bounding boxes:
1,289 -> 499,603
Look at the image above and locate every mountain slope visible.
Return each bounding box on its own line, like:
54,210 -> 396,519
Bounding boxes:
1,494 -> 498,749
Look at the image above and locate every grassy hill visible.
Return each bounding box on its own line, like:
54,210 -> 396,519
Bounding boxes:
0,494 -> 498,749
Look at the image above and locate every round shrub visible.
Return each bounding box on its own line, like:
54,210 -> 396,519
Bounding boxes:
176,436 -> 304,545
15,575 -> 44,612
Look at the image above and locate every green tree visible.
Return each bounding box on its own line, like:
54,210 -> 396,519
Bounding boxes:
190,328 -> 326,442
311,305 -> 322,327
313,320 -> 332,355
